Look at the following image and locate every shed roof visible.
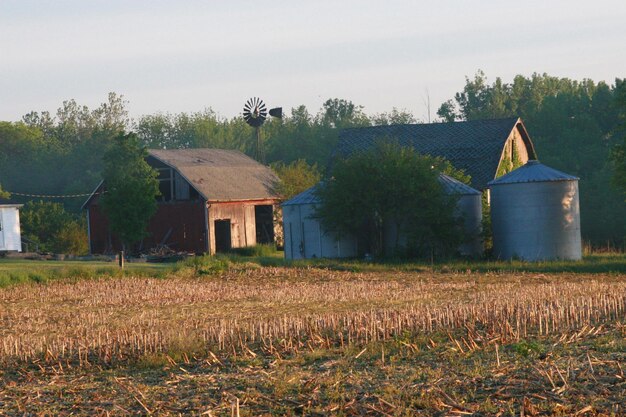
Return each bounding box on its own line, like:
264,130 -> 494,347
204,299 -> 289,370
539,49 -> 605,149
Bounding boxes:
0,197 -> 23,208
282,185 -> 321,206
487,160 -> 578,186
148,149 -> 280,202
336,117 -> 535,190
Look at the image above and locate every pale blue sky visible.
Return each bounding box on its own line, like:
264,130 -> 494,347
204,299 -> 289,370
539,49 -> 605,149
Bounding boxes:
1,0 -> 625,122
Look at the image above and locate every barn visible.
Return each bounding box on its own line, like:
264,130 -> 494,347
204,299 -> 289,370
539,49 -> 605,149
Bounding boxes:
0,198 -> 23,252
335,117 -> 537,191
83,149 -> 280,254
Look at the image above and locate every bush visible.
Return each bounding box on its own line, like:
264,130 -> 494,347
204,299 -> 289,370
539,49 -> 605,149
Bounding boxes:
20,201 -> 88,254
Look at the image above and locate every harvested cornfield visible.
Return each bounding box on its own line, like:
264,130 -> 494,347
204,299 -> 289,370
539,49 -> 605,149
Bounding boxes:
1,267 -> 624,364
1,266 -> 625,416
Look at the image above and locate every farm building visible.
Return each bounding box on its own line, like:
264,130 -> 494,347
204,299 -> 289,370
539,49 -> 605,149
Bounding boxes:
488,160 -> 582,261
335,117 -> 537,191
283,174 -> 482,260
0,198 -> 22,252
282,185 -> 358,260
83,149 -> 280,254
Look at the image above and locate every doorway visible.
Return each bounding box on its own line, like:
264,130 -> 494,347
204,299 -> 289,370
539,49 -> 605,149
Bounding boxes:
214,219 -> 232,252
254,205 -> 274,244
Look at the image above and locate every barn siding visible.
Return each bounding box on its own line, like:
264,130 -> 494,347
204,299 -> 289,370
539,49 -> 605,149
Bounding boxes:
207,199 -> 277,254
88,200 -> 207,254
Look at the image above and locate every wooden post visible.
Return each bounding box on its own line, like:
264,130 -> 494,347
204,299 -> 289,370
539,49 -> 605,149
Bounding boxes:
118,251 -> 124,269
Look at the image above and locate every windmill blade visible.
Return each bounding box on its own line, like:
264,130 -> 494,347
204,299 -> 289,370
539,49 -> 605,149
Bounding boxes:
242,97 -> 268,127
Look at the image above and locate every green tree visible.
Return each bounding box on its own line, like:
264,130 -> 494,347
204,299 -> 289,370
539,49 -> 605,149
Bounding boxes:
19,201 -> 88,254
100,133 -> 160,250
0,184 -> 9,199
316,143 -> 463,258
271,159 -> 321,199
611,79 -> 626,199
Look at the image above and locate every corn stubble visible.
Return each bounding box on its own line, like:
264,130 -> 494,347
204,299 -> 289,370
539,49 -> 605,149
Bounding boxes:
0,268 -> 624,365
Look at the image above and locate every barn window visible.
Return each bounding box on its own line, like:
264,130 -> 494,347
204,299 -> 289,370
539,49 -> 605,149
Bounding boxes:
157,167 -> 173,201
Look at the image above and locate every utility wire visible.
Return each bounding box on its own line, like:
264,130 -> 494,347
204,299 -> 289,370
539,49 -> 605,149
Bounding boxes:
5,191 -> 106,199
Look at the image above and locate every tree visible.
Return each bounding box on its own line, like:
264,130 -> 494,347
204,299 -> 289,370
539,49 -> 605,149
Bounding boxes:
371,108 -> 417,126
271,159 -> 321,200
19,201 -> 88,254
319,98 -> 370,129
100,132 -> 160,250
0,184 -> 9,199
315,143 -> 464,258
611,79 -> 626,199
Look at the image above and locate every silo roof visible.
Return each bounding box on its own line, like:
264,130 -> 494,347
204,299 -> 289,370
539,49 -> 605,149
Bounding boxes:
487,160 -> 578,186
438,174 -> 481,195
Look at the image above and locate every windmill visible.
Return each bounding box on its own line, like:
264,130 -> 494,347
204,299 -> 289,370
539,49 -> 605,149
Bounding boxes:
243,97 -> 282,163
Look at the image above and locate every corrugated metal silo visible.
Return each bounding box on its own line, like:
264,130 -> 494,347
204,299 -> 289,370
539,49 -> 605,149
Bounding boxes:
282,186 -> 358,260
488,160 -> 581,261
438,174 -> 483,256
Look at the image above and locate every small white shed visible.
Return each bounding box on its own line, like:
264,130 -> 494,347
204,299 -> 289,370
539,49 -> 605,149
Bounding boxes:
0,199 -> 23,252
282,187 -> 357,260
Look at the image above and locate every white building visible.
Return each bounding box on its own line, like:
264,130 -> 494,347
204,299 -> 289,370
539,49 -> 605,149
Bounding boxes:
282,186 -> 357,260
0,199 -> 23,252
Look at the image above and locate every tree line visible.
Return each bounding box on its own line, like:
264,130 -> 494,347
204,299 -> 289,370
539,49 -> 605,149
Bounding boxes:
0,72 -> 625,252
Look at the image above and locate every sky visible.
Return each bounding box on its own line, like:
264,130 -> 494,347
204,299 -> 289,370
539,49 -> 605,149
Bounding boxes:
1,0 -> 625,122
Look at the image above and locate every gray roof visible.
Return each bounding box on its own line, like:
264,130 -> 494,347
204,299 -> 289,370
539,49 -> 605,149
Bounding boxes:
282,185 -> 321,206
336,117 -> 536,190
487,160 -> 578,186
148,149 -> 280,202
283,174 -> 479,207
438,174 -> 481,195
0,196 -> 22,207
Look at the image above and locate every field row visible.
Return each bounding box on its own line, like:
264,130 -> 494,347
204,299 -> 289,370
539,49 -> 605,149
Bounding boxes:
1,268 -> 624,365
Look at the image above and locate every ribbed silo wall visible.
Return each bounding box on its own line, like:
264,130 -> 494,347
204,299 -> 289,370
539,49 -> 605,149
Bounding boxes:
490,180 -> 581,261
456,194 -> 483,256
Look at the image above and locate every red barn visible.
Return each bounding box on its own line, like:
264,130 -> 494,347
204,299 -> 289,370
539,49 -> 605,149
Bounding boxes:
83,149 -> 280,254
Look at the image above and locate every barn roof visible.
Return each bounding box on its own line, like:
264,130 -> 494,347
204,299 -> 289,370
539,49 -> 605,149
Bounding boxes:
335,117 -> 536,190
148,149 -> 280,202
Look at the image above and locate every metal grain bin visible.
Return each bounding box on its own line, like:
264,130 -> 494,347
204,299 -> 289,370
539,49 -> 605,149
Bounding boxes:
282,186 -> 358,260
488,160 -> 581,261
438,174 -> 483,256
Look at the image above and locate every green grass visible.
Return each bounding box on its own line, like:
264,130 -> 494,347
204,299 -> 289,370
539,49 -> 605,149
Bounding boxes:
0,258 -> 173,288
1,250 -> 624,288
218,249 -> 626,274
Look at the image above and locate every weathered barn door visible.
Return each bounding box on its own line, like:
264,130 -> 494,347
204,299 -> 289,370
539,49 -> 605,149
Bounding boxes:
254,205 -> 274,244
214,219 -> 232,252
